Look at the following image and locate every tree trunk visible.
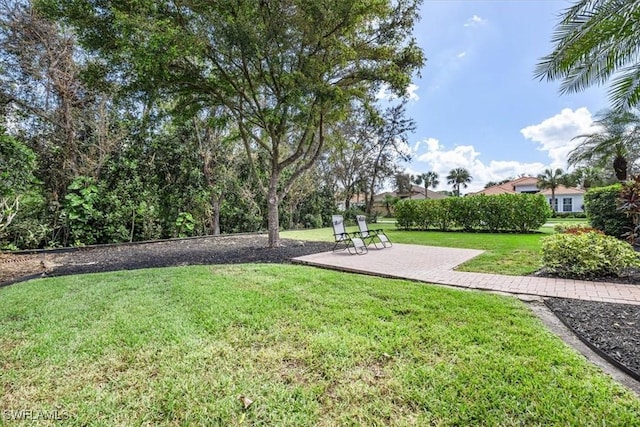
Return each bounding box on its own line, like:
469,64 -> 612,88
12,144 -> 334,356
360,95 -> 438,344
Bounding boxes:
211,197 -> 221,235
267,173 -> 280,247
614,155 -> 628,181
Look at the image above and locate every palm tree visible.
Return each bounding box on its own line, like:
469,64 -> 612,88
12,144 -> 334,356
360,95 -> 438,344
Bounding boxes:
535,0 -> 640,109
568,108 -> 640,181
537,168 -> 564,212
565,166 -> 609,190
446,168 -> 472,197
413,171 -> 439,199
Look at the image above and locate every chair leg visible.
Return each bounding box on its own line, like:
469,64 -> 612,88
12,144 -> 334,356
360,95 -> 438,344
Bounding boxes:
348,237 -> 368,255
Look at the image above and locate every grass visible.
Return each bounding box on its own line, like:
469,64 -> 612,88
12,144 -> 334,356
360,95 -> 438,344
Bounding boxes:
1,264 -> 639,425
283,217 -> 591,275
283,223 -> 559,275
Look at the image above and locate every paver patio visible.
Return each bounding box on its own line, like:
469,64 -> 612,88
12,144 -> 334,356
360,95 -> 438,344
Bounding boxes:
293,244 -> 640,305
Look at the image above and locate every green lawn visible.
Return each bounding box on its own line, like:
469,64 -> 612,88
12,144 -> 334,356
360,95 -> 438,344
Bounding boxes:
1,265 -> 639,425
283,223 -> 555,275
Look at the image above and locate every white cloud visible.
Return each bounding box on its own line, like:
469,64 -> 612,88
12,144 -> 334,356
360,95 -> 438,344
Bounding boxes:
456,51 -> 467,59
520,107 -> 595,170
406,108 -> 597,194
464,15 -> 487,27
413,138 -> 545,194
376,83 -> 420,102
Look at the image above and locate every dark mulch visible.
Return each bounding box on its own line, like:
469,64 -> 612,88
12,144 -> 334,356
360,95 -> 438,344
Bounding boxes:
0,234 -> 334,285
545,298 -> 640,379
2,234 -> 639,381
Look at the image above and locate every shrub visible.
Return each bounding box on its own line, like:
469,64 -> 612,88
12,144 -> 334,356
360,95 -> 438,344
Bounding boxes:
553,223 -> 602,234
394,194 -> 550,232
584,184 -> 633,238
395,199 -> 419,229
510,193 -> 552,232
63,176 -> 103,246
541,232 -> 640,278
618,175 -> 640,245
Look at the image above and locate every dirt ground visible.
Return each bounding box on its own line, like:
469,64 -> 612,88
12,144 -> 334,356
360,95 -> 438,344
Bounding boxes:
1,234 -> 638,380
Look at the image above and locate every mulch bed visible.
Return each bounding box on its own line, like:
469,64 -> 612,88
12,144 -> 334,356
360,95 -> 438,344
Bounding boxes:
1,234 -> 639,381
0,234 -> 334,285
545,298 -> 640,378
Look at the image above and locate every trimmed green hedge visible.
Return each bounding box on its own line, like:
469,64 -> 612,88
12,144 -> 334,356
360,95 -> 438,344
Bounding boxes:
395,194 -> 551,232
584,184 -> 633,238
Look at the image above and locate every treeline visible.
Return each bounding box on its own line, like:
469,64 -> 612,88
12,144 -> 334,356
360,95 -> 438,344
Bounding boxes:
0,1 -> 423,249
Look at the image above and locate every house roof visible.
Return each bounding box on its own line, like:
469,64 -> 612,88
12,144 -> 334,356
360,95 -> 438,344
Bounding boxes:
539,185 -> 585,196
470,177 -> 585,196
374,186 -> 447,201
476,186 -> 516,195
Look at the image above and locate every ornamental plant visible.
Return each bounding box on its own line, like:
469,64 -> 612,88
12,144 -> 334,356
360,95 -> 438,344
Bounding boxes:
618,175 -> 640,245
541,231 -> 640,278
553,223 -> 603,235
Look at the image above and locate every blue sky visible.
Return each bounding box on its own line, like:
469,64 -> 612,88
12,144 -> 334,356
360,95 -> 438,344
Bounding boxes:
391,0 -> 608,193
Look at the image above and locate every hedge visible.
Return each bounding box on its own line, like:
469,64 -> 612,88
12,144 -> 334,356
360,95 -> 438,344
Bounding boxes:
395,194 -> 551,232
584,184 -> 633,238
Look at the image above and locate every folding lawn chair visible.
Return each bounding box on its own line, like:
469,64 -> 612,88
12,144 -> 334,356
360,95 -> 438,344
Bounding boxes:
356,215 -> 392,249
332,215 -> 367,255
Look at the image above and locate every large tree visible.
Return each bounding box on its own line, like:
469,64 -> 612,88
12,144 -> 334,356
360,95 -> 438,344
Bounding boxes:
0,1 -> 119,200
38,0 -> 424,246
363,103 -> 415,214
568,108 -> 640,181
535,0 -> 640,109
446,168 -> 472,197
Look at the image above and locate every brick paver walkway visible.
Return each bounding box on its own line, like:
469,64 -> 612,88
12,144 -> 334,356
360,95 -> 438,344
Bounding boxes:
293,244 -> 640,305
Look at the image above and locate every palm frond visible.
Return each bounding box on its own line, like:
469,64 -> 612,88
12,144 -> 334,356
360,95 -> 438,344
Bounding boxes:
535,0 -> 640,107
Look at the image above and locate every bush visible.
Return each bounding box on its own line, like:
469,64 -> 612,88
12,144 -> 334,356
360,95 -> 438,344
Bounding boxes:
584,184 -> 633,238
552,212 -> 587,219
553,223 -> 601,234
541,232 -> 640,278
394,194 -> 550,233
394,200 -> 419,229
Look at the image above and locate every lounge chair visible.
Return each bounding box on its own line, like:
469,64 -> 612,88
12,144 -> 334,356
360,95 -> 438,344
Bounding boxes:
356,215 -> 392,249
332,215 -> 367,255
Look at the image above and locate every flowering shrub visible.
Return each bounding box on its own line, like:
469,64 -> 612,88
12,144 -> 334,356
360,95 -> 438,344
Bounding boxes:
541,232 -> 640,278
553,223 -> 603,235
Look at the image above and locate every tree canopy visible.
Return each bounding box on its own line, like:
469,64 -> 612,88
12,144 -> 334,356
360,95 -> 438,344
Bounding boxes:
36,0 -> 424,246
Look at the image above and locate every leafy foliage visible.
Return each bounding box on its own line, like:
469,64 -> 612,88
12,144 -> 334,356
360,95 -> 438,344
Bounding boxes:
0,128 -> 37,198
395,194 -> 551,232
553,223 -> 602,234
541,232 -> 640,278
584,184 -> 634,238
63,176 -> 102,245
618,175 -> 640,245
446,168 -> 472,197
37,0 -> 425,246
568,108 -> 640,181
535,0 -> 640,109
